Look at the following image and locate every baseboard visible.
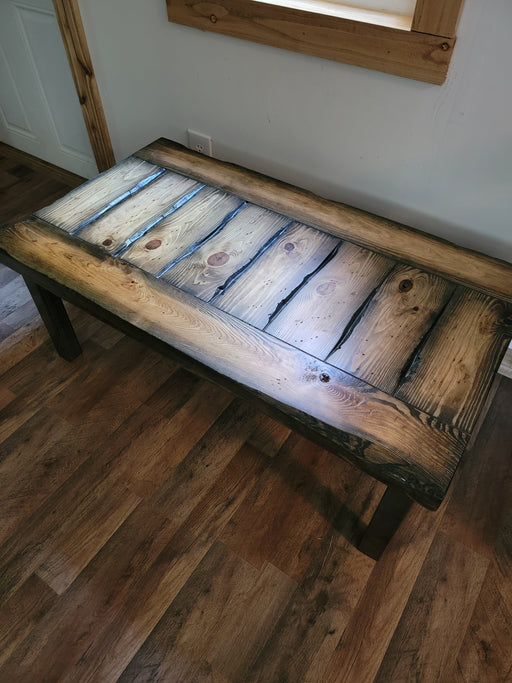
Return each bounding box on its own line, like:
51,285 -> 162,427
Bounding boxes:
499,347 -> 512,380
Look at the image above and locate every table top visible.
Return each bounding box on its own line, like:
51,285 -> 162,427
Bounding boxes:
1,138 -> 511,510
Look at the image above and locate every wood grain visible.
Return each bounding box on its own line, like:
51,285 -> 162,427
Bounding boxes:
167,0 -> 454,84
1,151 -> 511,682
266,241 -> 393,359
162,204 -> 290,302
0,219 -> 471,508
77,171 -> 201,254
122,186 -> 242,275
136,140 -> 512,303
35,157 -> 162,233
213,222 -> 338,328
374,532 -> 488,682
397,288 -> 512,432
52,0 -> 115,172
411,0 -> 465,37
328,264 -> 454,392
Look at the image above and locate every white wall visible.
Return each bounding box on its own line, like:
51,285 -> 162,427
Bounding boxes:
78,0 -> 512,262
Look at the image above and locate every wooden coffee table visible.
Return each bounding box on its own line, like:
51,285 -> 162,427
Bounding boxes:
1,138 -> 510,558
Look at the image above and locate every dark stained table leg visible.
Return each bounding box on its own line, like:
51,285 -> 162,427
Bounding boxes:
358,486 -> 413,560
23,276 -> 82,361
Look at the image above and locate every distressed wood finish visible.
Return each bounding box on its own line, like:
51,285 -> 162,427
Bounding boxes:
1,138 -> 511,518
328,264 -> 455,393
213,222 -> 338,328
136,140 -> 512,303
122,187 -> 242,275
77,172 -> 200,254
0,218 -> 470,509
397,289 -> 512,432
36,157 -> 161,232
162,204 -> 290,302
266,242 -> 393,358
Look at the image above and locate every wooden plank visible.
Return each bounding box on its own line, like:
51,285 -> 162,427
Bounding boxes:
0,218 -> 471,508
162,204 -> 290,302
35,157 -> 162,233
396,289 -> 512,433
266,242 -> 393,359
52,0 -> 115,172
166,0 -> 454,84
77,172 -> 201,254
122,186 -> 242,275
136,140 -> 512,304
374,532 -> 488,682
328,264 -> 454,393
412,0 -> 465,37
213,222 -> 338,328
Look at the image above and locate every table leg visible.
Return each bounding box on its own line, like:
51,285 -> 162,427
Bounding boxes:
358,486 -> 413,560
23,276 -> 82,361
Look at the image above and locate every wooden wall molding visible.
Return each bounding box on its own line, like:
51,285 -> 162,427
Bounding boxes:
52,0 -> 115,172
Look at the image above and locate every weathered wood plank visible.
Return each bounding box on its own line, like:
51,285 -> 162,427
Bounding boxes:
162,204 -> 290,302
135,140 -> 512,303
396,288 -> 512,432
212,222 -> 338,328
328,264 -> 454,393
78,172 -> 201,254
0,218 -> 470,508
35,157 -> 162,232
122,186 -> 242,275
266,242 -> 393,359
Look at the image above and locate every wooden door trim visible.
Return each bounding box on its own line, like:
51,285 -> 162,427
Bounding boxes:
52,0 -> 115,172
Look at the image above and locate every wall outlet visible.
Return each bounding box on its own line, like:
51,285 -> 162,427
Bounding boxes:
187,129 -> 213,156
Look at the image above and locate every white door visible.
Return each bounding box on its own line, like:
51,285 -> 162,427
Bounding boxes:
0,0 -> 97,177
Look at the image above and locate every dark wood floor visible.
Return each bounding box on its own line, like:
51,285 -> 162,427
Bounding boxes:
1,143 -> 511,682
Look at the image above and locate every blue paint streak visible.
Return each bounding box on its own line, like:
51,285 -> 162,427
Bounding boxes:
112,184 -> 205,258
70,169 -> 166,235
155,201 -> 247,279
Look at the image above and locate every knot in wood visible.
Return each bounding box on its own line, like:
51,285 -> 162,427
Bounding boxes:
316,281 -> 336,296
102,238 -> 113,247
399,279 -> 413,293
320,373 -> 330,383
284,242 -> 295,252
441,42 -> 450,51
210,13 -> 217,22
207,251 -> 229,266
145,239 -> 162,250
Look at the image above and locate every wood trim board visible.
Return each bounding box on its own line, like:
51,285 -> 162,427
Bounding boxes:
166,0 -> 455,84
52,0 -> 115,172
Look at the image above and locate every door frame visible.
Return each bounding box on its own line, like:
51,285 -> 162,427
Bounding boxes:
52,0 -> 115,172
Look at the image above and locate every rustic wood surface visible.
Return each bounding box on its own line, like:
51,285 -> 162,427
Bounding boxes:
2,138 -> 512,514
213,222 -> 338,328
0,150 -> 512,680
136,139 -> 512,303
36,157 -> 161,233
327,264 -> 454,393
0,216 -> 472,509
266,241 -> 393,358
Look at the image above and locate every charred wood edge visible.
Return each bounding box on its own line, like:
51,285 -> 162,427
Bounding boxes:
326,263 -> 394,357
135,139 -> 512,304
0,240 -> 463,511
263,241 -> 341,330
357,486 -> 414,560
208,219 -> 293,301
393,283 -> 457,395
